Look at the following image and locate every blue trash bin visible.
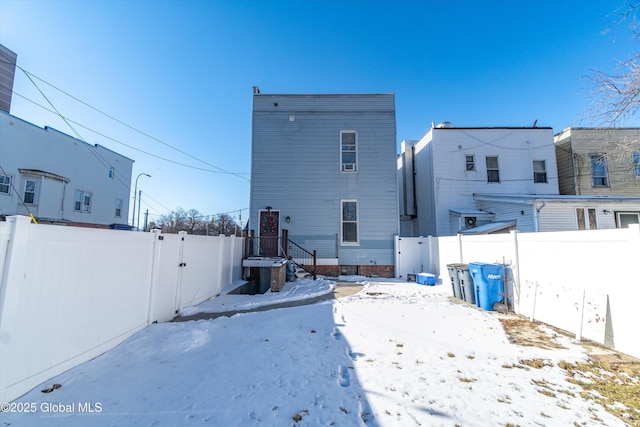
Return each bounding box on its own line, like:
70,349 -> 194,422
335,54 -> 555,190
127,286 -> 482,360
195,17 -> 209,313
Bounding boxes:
468,263 -> 504,311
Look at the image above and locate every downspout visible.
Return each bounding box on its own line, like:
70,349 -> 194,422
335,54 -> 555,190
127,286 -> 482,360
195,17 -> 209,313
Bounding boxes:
533,201 -> 545,232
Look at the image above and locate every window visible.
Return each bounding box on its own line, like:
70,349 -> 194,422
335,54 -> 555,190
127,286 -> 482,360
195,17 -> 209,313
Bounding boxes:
340,131 -> 357,172
533,160 -> 547,183
633,152 -> 640,178
24,179 -> 36,204
74,190 -> 92,213
617,212 -> 640,228
576,208 -> 597,230
465,155 -> 475,171
590,154 -> 609,186
108,167 -> 115,179
486,156 -> 500,182
115,199 -> 123,217
341,200 -> 358,244
0,174 -> 10,194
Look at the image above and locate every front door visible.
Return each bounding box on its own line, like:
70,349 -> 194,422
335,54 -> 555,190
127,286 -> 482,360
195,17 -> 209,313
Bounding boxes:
259,210 -> 279,256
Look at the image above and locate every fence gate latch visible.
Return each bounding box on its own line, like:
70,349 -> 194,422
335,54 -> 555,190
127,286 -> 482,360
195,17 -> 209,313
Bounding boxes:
179,262 -> 187,267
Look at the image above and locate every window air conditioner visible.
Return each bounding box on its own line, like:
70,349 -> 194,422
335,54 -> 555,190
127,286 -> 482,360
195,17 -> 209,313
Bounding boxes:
342,163 -> 357,172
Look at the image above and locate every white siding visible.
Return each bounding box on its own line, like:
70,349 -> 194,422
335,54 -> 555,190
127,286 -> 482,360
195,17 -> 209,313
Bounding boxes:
476,200 -> 537,232
0,111 -> 133,226
411,127 -> 558,236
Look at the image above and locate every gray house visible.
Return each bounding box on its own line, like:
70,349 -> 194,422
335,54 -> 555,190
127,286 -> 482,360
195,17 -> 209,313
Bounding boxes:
248,92 -> 399,277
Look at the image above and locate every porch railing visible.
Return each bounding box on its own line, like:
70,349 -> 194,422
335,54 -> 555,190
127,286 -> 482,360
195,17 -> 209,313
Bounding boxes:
244,231 -> 316,280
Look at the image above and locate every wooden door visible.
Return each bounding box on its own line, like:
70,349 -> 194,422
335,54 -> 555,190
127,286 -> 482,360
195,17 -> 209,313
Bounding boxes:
259,210 -> 279,256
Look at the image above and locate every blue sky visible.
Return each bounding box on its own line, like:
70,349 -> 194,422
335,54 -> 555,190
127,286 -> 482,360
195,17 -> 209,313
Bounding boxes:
0,0 -> 636,224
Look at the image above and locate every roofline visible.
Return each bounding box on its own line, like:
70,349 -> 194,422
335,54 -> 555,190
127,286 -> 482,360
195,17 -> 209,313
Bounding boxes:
431,126 -> 553,130
555,126 -> 640,137
1,110 -> 134,163
474,193 -> 640,203
252,92 -> 395,97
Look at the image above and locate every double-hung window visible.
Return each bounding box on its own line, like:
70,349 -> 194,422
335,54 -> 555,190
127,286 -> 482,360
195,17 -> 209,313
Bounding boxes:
24,179 -> 36,204
533,160 -> 547,183
341,200 -> 358,244
486,156 -> 500,182
340,131 -> 357,172
465,155 -> 475,171
115,199 -> 123,218
0,174 -> 11,194
590,154 -> 609,186
74,190 -> 92,213
633,152 -> 640,178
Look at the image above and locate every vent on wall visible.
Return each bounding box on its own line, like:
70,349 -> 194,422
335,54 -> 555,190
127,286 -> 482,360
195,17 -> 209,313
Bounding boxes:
464,217 -> 477,229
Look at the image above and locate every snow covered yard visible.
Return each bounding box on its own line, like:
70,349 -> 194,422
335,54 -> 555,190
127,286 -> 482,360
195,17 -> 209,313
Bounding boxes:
2,279 -> 626,426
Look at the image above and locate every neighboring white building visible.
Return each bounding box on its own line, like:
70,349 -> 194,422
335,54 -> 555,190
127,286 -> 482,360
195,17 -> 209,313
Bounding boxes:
398,124 -> 559,237
0,111 -> 133,228
472,193 -> 640,233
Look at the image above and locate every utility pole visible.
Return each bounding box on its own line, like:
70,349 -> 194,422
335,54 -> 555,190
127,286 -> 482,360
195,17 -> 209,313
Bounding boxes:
144,209 -> 149,232
137,190 -> 142,231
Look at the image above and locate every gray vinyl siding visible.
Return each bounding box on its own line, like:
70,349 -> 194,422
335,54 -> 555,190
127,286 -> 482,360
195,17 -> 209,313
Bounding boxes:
555,138 -> 576,195
250,94 -> 398,265
554,128 -> 640,196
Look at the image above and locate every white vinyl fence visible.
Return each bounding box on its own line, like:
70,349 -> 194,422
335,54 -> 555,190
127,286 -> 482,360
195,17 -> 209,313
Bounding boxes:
0,215 -> 243,402
396,224 -> 640,360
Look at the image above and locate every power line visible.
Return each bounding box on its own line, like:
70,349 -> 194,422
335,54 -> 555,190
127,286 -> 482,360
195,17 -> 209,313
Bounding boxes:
13,92 -> 250,177
6,60 -> 249,182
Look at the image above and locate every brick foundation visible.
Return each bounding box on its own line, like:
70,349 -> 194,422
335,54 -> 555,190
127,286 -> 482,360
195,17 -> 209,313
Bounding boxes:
359,264 -> 394,278
312,264 -> 395,278
314,265 -> 340,277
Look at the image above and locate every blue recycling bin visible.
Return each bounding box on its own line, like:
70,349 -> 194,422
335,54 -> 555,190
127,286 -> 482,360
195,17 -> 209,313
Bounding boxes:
468,263 -> 504,311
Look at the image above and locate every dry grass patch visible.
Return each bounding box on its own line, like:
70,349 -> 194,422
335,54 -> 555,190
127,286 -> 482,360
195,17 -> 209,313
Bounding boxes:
559,360 -> 640,426
520,358 -> 550,369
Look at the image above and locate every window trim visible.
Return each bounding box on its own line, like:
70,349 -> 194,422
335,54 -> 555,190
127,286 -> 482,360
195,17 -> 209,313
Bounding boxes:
74,189 -> 92,213
23,178 -> 37,205
115,198 -> 123,218
0,174 -> 12,195
340,130 -> 358,173
485,155 -> 500,183
616,211 -> 640,228
533,160 -> 548,183
589,153 -> 609,187
465,155 -> 475,171
576,207 -> 598,230
633,152 -> 640,178
340,199 -> 359,245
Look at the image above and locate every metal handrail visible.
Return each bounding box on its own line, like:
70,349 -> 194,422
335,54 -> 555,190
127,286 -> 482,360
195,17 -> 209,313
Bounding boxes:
244,235 -> 316,280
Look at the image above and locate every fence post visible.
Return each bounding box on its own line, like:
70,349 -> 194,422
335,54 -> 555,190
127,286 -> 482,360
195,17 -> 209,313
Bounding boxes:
147,228 -> 163,323
0,215 -> 33,403
228,235 -> 236,285
576,289 -> 586,341
510,230 -> 521,310
394,235 -> 400,279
